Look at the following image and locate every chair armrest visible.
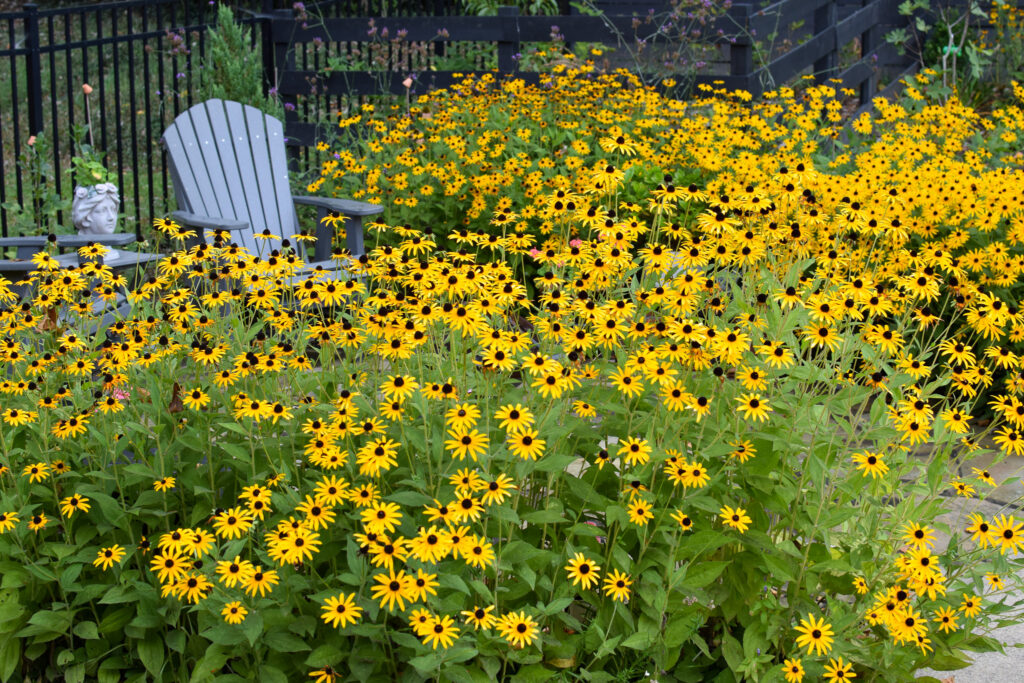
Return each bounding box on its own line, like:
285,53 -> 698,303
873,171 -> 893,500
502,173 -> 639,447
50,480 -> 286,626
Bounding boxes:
0,234 -> 137,248
170,211 -> 249,231
292,196 -> 384,216
56,234 -> 137,248
0,236 -> 49,248
0,233 -> 138,260
293,196 -> 379,261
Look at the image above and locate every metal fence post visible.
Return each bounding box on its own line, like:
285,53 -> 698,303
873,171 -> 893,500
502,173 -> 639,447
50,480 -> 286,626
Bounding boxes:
25,3 -> 44,135
272,8 -> 301,170
497,6 -> 520,74
729,4 -> 754,96
261,0 -> 275,97
813,0 -> 838,83
859,0 -> 878,105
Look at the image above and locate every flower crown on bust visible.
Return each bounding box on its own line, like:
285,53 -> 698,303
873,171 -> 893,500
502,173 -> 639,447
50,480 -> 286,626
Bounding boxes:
74,183 -> 119,200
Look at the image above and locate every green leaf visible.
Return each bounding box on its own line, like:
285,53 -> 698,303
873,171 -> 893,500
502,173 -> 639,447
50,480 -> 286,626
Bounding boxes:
681,560 -> 729,589
137,637 -> 165,676
387,491 -> 433,506
762,554 -> 795,582
665,611 -> 704,650
511,663 -> 555,682
0,636 -> 19,683
306,645 -> 344,668
721,632 -> 743,672
927,653 -> 972,670
540,597 -> 573,615
65,663 -> 85,683
26,609 -> 72,635
409,651 -> 444,674
190,644 -> 229,683
264,630 -> 311,653
522,501 -> 566,524
73,621 -> 99,640
620,628 -> 655,650
260,666 -> 288,683
100,585 -> 136,604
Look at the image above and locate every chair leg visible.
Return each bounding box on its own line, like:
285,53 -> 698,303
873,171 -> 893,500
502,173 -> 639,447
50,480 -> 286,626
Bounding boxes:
345,215 -> 365,259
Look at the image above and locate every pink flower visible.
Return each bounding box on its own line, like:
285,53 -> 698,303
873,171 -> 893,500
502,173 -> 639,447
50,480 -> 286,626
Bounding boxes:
569,239 -> 583,247
529,248 -> 542,258
111,388 -> 131,401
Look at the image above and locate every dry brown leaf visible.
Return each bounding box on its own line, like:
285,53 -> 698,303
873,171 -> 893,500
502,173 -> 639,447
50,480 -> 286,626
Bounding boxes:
168,382 -> 183,414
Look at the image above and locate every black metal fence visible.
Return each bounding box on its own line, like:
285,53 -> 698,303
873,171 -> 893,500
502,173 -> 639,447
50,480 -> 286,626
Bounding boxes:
1,0 -> 919,239
0,0 -> 464,238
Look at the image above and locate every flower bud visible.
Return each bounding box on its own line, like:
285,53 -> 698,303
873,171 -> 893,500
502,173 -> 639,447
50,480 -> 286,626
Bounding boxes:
82,83 -> 93,94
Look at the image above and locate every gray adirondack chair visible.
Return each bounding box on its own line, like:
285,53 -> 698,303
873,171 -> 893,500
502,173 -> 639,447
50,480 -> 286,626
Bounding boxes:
162,99 -> 382,266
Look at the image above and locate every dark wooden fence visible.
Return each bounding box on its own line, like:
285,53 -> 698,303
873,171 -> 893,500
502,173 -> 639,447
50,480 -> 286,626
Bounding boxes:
273,0 -> 912,147
0,0 -> 926,238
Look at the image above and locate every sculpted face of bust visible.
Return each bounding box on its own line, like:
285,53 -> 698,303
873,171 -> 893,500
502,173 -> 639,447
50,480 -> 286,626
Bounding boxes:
72,184 -> 119,235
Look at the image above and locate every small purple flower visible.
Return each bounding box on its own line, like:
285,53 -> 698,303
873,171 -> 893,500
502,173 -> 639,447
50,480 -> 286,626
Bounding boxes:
175,72 -> 185,79
284,102 -> 296,111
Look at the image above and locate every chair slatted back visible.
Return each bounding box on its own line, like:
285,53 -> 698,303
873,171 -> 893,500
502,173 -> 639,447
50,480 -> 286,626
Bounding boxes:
162,99 -> 297,257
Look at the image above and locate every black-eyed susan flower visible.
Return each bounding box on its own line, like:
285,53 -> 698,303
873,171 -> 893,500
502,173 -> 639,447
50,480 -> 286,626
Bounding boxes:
320,592 -> 362,628
565,552 -> 601,590
27,513 -> 48,532
507,429 -> 545,460
59,494 -> 90,518
793,613 -> 834,656
244,566 -> 279,598
782,657 -> 804,683
421,614 -> 460,649
370,569 -> 415,612
720,505 -> 752,533
481,474 -> 516,506
461,605 -> 497,630
602,569 -> 631,602
222,601 -> 248,624
444,427 -> 489,461
361,501 -> 402,534
213,507 -> 254,540
22,462 -> 49,483
216,556 -> 255,588
497,611 -> 539,648
933,606 -> 959,633
0,512 -> 18,533
494,403 -> 534,433
150,551 -> 191,584
851,451 -> 888,479
92,544 -> 125,570
990,514 -> 1024,555
174,572 -> 213,604
627,499 -> 654,526
617,436 -> 651,466
822,657 -> 855,682
735,393 -> 772,422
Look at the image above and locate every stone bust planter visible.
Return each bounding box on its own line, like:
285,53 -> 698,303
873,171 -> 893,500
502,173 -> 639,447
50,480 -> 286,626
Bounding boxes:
71,183 -> 122,262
